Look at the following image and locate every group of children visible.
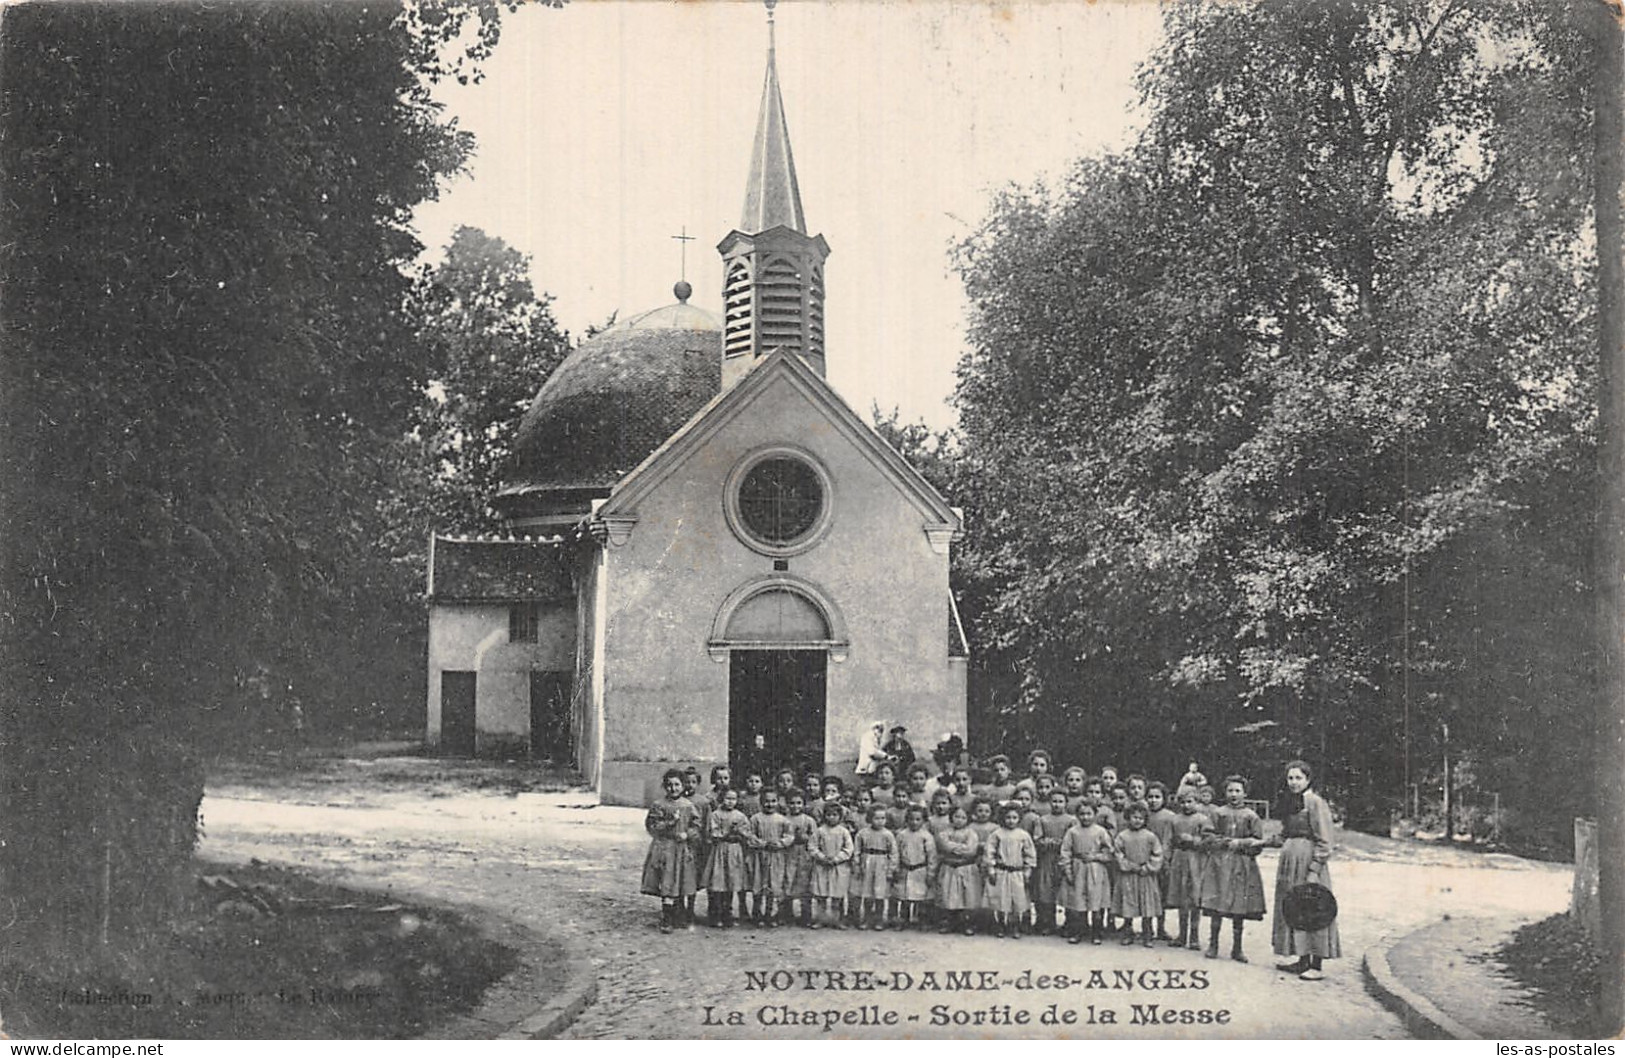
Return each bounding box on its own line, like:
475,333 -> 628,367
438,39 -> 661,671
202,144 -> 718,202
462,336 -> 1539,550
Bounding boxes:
641,752 -> 1269,961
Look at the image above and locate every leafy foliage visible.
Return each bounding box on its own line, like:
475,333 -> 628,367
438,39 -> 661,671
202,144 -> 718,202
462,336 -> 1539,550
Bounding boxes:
0,0 -> 541,946
398,226 -> 572,537
951,0 -> 1597,843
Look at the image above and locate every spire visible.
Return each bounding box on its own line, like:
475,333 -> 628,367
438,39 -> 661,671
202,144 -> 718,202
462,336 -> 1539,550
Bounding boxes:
741,0 -> 805,234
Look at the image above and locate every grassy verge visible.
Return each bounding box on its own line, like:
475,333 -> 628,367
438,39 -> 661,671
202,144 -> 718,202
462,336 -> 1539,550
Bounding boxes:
1,860 -> 526,1039
208,751 -> 584,804
1495,913 -> 1608,1039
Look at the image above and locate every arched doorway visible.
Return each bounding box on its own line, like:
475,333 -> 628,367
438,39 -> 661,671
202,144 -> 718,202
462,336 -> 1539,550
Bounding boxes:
710,578 -> 847,779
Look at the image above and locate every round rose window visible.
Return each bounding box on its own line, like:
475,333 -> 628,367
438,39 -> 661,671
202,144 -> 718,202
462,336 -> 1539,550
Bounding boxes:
736,456 -> 824,546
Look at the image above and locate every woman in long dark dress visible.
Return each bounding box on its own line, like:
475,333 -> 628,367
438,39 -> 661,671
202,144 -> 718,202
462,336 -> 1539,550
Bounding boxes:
1270,760 -> 1340,980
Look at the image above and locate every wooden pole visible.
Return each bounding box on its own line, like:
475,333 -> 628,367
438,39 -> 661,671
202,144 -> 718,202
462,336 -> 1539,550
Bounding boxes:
97,764 -> 111,949
99,839 -> 111,948
1441,722 -> 1451,842
1590,0 -> 1625,1033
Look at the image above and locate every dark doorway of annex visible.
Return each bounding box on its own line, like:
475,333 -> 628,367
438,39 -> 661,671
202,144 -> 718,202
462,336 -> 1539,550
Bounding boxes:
441,671 -> 476,756
728,649 -> 826,780
529,670 -> 574,765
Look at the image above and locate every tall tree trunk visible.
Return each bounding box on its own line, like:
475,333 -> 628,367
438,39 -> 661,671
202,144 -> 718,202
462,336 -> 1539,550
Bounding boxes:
1590,0 -> 1625,1034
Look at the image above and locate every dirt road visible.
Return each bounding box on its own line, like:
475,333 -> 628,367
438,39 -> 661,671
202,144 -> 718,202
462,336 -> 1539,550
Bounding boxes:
200,759 -> 1570,1039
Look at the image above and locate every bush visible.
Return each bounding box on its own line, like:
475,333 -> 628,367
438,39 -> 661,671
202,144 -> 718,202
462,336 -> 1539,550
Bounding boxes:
1497,913 -> 1608,1038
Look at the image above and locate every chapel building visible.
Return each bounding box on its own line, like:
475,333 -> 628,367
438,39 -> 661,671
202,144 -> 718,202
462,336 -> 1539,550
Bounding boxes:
425,10 -> 969,805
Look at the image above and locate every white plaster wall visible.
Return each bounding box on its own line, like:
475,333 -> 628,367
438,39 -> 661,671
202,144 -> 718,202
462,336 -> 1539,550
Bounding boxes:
425,600 -> 576,747
580,551 -> 607,786
599,371 -> 967,777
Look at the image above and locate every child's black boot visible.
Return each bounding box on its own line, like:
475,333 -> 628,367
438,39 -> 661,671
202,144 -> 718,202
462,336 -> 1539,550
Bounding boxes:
1168,910 -> 1186,947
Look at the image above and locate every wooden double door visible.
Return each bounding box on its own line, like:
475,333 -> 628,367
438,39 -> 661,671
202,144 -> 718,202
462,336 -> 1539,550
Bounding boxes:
529,670 -> 573,764
728,649 -> 826,779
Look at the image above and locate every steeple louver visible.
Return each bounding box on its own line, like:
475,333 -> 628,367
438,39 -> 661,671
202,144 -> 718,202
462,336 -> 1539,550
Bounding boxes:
717,0 -> 831,390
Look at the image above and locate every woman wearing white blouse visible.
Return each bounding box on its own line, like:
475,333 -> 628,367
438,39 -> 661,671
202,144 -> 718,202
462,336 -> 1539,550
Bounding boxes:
855,720 -> 889,778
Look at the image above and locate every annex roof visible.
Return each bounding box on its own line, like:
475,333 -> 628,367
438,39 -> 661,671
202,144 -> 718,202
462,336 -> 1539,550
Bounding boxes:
426,533 -> 574,602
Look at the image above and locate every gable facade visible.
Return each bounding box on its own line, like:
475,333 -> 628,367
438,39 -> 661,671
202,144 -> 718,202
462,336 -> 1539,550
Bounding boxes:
585,351 -> 966,803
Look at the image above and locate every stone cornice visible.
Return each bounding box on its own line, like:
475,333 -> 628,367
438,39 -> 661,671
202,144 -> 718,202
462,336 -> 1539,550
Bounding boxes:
924,523 -> 961,556
588,514 -> 638,547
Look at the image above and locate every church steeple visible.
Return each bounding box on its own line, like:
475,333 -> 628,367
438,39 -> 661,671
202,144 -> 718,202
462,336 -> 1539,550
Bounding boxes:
718,0 -> 831,389
740,11 -> 805,234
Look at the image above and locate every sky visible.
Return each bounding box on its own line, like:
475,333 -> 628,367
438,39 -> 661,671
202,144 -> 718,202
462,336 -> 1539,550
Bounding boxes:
412,1 -> 1167,430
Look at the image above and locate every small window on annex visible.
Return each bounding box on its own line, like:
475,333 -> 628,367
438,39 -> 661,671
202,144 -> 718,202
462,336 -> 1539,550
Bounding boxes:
509,603 -> 538,643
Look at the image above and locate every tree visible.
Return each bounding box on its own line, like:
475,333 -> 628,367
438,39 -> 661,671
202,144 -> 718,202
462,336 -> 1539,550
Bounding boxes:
868,405 -> 1029,751
952,0 -> 1597,838
403,227 -> 572,536
870,405 -> 959,496
0,0 -> 540,948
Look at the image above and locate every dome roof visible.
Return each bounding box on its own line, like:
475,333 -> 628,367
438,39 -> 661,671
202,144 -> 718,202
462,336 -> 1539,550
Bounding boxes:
501,299 -> 723,497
